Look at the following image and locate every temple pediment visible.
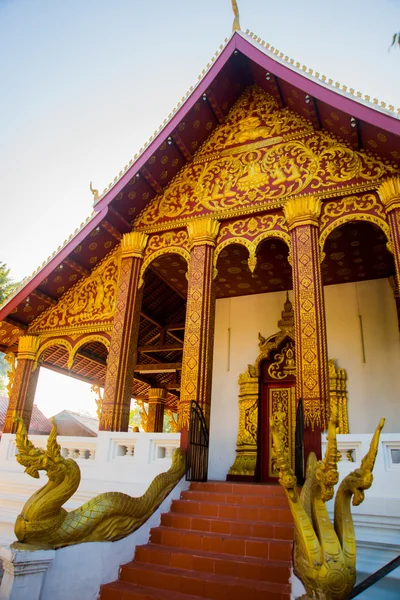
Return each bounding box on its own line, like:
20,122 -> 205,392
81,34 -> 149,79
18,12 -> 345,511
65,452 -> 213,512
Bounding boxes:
134,86 -> 398,229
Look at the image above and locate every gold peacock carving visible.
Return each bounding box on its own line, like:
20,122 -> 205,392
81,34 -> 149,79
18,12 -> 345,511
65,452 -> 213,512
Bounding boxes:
13,417 -> 185,549
271,406 -> 384,600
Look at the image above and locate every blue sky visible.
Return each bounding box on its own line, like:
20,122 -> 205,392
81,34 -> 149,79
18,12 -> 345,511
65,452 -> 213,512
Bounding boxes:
0,0 -> 399,417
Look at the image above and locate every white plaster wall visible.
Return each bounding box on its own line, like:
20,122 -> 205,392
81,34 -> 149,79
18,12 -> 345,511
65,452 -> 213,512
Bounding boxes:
209,279 -> 400,480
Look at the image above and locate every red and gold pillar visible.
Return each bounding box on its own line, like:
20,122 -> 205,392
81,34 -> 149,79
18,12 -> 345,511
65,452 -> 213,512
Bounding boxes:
378,177 -> 400,287
283,197 -> 329,459
147,388 -> 167,432
100,231 -> 148,432
179,217 -> 220,444
3,335 -> 40,434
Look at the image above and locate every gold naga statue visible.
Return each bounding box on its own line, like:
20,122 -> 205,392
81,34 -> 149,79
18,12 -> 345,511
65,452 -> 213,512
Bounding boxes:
12,417 -> 185,548
271,406 -> 385,600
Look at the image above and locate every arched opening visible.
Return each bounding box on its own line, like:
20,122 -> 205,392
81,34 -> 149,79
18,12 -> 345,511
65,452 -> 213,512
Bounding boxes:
135,252 -> 188,430
322,220 -> 400,433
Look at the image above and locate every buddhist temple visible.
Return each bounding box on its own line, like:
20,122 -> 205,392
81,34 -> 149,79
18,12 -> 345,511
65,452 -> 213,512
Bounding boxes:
0,5 -> 399,599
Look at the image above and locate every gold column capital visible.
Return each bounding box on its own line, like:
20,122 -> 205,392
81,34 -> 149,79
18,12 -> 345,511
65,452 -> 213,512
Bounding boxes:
18,336 -> 40,361
147,388 -> 167,403
187,217 -> 220,248
377,177 -> 400,212
283,196 -> 322,230
121,231 -> 149,258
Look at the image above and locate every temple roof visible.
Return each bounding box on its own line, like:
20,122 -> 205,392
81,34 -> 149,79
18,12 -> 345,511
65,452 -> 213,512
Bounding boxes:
1,29 -> 399,346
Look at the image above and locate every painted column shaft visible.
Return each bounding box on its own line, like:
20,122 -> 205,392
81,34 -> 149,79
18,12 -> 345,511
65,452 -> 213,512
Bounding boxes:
179,218 -> 220,432
284,198 -> 329,459
147,388 -> 167,432
100,232 -> 148,432
3,336 -> 40,434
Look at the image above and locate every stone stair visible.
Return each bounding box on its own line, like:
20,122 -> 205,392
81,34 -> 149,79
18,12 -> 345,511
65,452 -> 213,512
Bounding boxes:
100,481 -> 294,600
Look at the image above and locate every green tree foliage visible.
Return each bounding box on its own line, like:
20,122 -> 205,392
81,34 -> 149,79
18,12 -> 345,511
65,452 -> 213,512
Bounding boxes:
0,262 -> 18,304
0,262 -> 19,394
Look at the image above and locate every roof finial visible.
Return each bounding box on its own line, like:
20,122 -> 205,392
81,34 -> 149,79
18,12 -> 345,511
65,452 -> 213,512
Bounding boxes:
89,181 -> 99,201
231,0 -> 241,32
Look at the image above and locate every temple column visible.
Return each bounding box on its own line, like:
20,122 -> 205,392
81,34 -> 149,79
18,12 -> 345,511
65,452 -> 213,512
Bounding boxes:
283,197 -> 329,459
378,177 -> 400,287
179,217 -> 220,442
147,388 -> 167,432
3,336 -> 40,434
100,231 -> 148,432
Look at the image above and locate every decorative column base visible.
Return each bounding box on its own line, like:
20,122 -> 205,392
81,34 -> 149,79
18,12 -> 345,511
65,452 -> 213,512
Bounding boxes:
0,545 -> 55,600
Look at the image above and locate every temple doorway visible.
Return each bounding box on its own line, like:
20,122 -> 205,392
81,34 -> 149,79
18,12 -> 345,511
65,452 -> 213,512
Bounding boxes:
258,339 -> 296,482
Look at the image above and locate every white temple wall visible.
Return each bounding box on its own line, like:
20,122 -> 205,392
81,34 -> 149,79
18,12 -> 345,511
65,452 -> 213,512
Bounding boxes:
209,277 -> 400,481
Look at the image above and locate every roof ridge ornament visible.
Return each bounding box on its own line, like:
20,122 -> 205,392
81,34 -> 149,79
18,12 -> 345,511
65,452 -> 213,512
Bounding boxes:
231,0 -> 241,32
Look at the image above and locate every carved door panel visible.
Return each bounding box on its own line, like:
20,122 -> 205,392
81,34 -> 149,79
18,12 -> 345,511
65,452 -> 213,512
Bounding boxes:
259,379 -> 296,483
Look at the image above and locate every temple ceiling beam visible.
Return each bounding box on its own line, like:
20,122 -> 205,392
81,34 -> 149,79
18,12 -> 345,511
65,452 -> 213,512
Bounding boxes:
171,132 -> 192,162
140,167 -> 163,195
108,206 -> 132,231
31,289 -> 57,306
64,258 -> 90,277
135,362 -> 182,373
100,219 -> 123,241
138,343 -> 183,353
204,89 -> 225,123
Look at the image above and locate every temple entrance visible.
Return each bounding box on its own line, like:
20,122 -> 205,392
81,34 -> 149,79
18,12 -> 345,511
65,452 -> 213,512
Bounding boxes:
258,341 -> 296,482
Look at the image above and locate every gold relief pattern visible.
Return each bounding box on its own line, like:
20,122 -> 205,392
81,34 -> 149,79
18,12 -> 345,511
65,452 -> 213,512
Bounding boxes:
3,357 -> 40,434
328,359 -> 349,434
377,176 -> 400,212
134,86 -> 397,229
268,342 -> 296,379
91,384 -> 103,420
292,224 -> 329,429
139,230 -> 190,288
165,409 -> 179,433
36,338 -> 73,368
29,249 -> 121,334
319,193 -> 393,259
179,244 -> 215,429
136,399 -> 149,432
100,253 -> 144,432
268,386 -> 296,477
228,365 -> 259,477
214,213 -> 291,273
4,352 -> 16,397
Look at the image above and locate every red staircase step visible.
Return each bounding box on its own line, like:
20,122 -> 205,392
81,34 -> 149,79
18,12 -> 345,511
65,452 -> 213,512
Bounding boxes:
149,527 -> 292,565
135,543 -> 291,582
100,482 -> 293,600
171,498 -> 293,522
180,489 -> 288,507
120,561 -> 291,600
161,511 -> 294,539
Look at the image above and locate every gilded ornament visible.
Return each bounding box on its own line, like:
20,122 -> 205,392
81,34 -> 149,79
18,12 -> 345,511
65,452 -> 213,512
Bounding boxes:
165,409 -> 179,433
17,336 -> 41,361
271,406 -> 385,600
139,230 -> 190,288
4,351 -> 16,397
187,217 -> 220,247
377,176 -> 400,212
231,0 -> 241,31
91,384 -> 103,420
121,231 -> 149,257
283,196 -> 322,229
29,248 -> 120,334
134,86 -> 398,230
136,399 -> 149,432
13,417 -> 186,548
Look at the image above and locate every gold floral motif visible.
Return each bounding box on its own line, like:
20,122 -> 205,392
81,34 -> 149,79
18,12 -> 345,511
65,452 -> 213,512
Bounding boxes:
283,196 -> 321,229
377,176 -> 400,212
319,193 -> 392,259
121,231 -> 149,257
268,386 -> 296,477
187,217 -> 220,247
91,384 -> 103,420
139,230 -> 190,288
134,86 -> 397,229
165,409 -> 179,433
29,248 -> 121,334
18,336 -> 41,361
4,352 -> 16,397
136,399 -> 149,432
328,359 -> 349,434
214,213 -> 291,274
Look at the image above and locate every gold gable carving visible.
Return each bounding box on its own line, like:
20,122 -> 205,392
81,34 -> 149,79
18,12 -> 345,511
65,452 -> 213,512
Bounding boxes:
134,86 -> 398,229
29,248 -> 121,335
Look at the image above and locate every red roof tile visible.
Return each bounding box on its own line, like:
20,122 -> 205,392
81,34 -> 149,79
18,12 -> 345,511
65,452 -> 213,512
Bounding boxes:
0,396 -> 52,435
